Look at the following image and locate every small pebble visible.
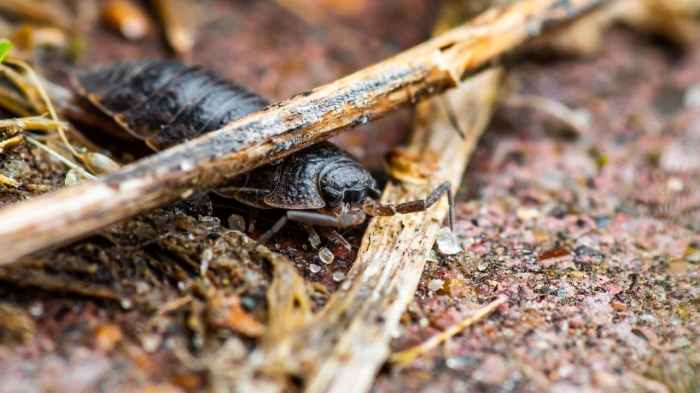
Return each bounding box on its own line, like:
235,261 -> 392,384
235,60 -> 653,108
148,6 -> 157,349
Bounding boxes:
593,215 -> 611,228
227,214 -> 246,231
240,296 -> 256,310
684,83 -> 700,107
573,108 -> 592,128
667,177 -> 684,192
686,251 -> 700,263
84,152 -> 120,174
671,337 -> 690,349
556,286 -> 567,299
308,230 -> 322,249
64,168 -> 84,186
135,281 -> 150,294
428,279 -> 444,292
446,356 -> 474,370
199,216 -> 220,230
332,271 -> 345,282
308,263 -> 321,274
28,303 -> 43,318
119,298 -> 133,309
436,227 -> 461,255
95,324 -> 123,352
200,248 -> 213,275
193,335 -> 205,349
180,189 -> 194,199
141,334 -> 161,353
319,247 -> 335,265
516,207 -> 540,220
426,250 -> 439,263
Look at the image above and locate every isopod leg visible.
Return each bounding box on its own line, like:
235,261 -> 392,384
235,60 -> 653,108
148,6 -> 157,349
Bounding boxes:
248,209 -> 257,233
363,181 -> 454,231
303,224 -> 321,249
257,214 -> 288,244
258,210 -> 366,244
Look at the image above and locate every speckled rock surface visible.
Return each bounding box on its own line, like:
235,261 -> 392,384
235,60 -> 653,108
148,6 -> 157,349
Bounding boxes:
374,30 -> 699,393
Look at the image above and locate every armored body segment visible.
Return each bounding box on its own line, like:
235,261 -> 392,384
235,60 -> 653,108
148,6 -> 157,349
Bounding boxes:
76,61 -> 188,124
120,68 -> 217,144
74,60 -> 268,149
262,143 -> 340,209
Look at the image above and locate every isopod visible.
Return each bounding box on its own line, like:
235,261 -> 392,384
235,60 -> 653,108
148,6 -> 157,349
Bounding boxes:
74,60 -> 454,242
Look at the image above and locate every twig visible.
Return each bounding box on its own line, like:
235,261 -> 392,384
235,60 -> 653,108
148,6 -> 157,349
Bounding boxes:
0,173 -> 18,188
0,135 -> 22,153
25,136 -> 96,180
0,0 -> 73,31
0,85 -> 33,117
102,0 -> 151,41
504,93 -> 590,135
0,266 -> 120,300
0,116 -> 68,134
543,0 -> 700,54
7,58 -> 82,158
152,0 -> 198,56
0,0 -> 603,265
390,295 -> 508,365
0,62 -> 45,112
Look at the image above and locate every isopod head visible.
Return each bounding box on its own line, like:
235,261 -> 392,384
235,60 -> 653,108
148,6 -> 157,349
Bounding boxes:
318,160 -> 380,207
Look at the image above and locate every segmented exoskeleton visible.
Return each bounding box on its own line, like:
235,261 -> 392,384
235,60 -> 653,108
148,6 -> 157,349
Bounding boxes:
74,60 -> 453,242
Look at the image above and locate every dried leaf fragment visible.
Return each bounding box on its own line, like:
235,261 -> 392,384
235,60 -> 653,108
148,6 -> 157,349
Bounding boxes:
0,302 -> 35,344
208,293 -> 265,338
94,323 -> 123,352
102,0 -> 151,41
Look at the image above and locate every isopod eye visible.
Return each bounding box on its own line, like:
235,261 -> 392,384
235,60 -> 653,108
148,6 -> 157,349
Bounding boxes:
342,189 -> 366,204
318,183 -> 343,206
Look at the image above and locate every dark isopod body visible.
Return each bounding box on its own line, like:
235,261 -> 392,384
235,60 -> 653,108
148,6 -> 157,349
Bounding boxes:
74,60 -> 453,241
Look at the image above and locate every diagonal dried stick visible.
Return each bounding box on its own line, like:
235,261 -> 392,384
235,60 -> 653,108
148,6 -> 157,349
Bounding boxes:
0,0 -> 603,266
0,0 -> 73,31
